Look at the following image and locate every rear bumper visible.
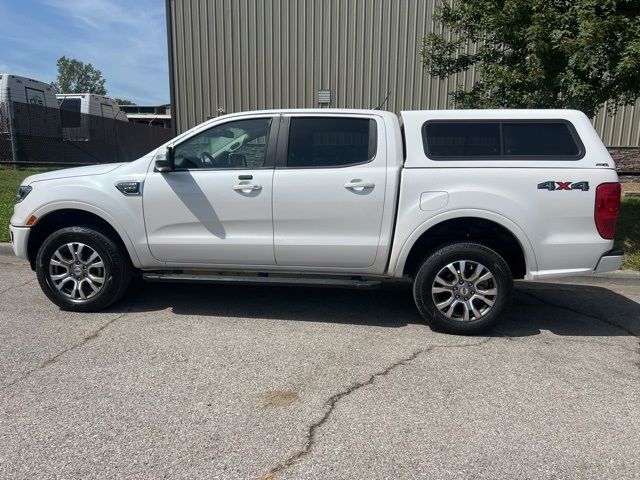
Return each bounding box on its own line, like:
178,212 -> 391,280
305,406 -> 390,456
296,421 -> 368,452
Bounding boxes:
9,225 -> 30,260
594,249 -> 624,274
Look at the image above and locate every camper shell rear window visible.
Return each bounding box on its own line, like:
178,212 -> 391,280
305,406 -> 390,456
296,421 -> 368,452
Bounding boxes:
422,120 -> 584,160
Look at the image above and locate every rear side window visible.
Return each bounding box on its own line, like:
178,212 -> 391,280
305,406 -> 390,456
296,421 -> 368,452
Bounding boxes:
502,123 -> 580,156
287,117 -> 377,168
423,120 -> 583,160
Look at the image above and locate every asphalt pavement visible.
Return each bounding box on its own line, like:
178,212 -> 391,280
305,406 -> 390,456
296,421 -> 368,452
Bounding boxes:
0,251 -> 639,480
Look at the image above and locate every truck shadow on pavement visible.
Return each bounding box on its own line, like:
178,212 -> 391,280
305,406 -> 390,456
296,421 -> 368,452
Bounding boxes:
118,279 -> 640,338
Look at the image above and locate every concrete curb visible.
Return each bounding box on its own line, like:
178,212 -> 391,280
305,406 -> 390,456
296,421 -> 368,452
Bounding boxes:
593,269 -> 640,279
0,243 -> 14,255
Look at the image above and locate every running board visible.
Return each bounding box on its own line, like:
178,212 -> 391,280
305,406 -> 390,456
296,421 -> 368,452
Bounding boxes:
142,272 -> 382,289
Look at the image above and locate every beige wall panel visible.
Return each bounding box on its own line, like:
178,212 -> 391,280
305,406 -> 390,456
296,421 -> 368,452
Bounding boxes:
167,0 -> 640,145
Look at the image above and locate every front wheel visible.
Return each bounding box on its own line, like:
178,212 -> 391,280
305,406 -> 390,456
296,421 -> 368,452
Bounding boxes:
36,226 -> 133,311
413,242 -> 513,335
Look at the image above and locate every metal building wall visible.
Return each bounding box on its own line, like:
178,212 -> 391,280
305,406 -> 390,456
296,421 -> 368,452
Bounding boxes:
593,100 -> 640,147
166,0 -> 640,147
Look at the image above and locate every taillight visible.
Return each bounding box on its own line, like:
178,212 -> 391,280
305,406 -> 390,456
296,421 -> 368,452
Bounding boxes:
594,183 -> 621,239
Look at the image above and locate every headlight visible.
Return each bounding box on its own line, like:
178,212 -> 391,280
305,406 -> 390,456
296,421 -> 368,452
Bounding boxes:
14,185 -> 32,204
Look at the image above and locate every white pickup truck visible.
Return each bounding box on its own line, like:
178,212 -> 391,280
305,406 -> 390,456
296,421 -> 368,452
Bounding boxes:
10,109 -> 623,334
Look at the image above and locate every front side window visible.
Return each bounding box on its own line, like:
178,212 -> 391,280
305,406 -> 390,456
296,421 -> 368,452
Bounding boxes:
287,117 -> 376,168
423,120 -> 583,160
173,118 -> 272,169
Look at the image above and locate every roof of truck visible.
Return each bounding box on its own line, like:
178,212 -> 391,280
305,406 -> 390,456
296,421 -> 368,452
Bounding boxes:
400,108 -> 588,120
213,108 -> 395,117
209,108 -> 590,124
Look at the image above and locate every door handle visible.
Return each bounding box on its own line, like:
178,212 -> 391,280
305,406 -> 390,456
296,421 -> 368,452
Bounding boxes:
233,183 -> 262,192
344,180 -> 375,190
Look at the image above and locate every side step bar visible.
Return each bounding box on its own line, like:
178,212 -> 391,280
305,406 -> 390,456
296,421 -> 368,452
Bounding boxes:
142,272 -> 383,290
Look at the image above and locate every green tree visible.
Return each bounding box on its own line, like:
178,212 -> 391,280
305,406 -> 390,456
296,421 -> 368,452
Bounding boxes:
114,98 -> 135,105
420,0 -> 640,117
52,56 -> 107,95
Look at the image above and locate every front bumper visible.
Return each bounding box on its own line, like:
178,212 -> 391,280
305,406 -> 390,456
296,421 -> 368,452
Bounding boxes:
9,225 -> 30,260
594,249 -> 624,274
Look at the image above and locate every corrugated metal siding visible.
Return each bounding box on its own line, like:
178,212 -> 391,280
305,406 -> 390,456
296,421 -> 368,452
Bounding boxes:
593,100 -> 640,147
167,0 -> 640,146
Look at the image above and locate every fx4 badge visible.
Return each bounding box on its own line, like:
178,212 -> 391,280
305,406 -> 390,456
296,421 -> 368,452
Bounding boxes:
537,181 -> 589,191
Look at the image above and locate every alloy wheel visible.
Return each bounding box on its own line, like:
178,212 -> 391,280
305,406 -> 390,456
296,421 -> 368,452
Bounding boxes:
431,260 -> 497,322
48,242 -> 106,301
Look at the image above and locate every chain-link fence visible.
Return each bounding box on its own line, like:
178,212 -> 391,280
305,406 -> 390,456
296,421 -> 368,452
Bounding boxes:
0,100 -> 173,166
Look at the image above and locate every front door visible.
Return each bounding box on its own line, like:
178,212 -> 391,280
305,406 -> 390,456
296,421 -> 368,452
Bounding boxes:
272,115 -> 386,269
143,116 -> 278,265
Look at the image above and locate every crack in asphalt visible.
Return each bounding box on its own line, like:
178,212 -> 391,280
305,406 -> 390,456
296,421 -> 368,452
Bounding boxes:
492,329 -> 638,353
0,278 -> 36,295
261,287 -> 640,479
520,289 -> 638,337
519,289 -> 640,375
4,306 -> 131,391
260,337 -> 492,480
540,336 -> 639,353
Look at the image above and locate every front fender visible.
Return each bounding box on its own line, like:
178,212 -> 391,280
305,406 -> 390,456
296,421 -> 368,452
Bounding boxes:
31,201 -> 142,268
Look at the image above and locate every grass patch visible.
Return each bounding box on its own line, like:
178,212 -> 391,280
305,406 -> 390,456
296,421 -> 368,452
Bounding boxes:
1,167 -> 639,272
616,197 -> 640,271
0,167 -> 50,242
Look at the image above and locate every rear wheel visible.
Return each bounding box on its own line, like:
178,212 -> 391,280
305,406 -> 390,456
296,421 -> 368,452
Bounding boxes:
413,242 -> 513,335
36,226 -> 132,311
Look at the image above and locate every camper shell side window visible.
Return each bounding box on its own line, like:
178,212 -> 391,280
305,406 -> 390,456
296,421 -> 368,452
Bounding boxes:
422,120 -> 585,161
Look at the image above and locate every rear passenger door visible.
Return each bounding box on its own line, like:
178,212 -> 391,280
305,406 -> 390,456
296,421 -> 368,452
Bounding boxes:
272,115 -> 386,269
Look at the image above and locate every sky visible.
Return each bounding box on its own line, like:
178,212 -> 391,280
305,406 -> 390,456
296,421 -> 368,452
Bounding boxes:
0,0 -> 169,105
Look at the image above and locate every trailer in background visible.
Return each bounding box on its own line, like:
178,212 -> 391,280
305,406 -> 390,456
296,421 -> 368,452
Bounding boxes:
0,74 -> 60,138
0,74 -> 172,166
0,73 -> 58,107
0,74 -> 62,163
57,93 -> 128,144
56,93 -> 128,122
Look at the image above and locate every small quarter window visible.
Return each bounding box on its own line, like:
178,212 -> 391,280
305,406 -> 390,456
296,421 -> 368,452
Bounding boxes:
287,117 -> 377,168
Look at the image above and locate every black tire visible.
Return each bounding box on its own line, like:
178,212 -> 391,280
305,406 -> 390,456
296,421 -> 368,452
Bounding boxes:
35,226 -> 133,312
413,242 -> 513,335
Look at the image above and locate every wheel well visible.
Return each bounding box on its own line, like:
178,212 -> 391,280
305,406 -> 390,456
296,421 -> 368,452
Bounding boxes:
402,217 -> 527,279
27,209 -> 130,270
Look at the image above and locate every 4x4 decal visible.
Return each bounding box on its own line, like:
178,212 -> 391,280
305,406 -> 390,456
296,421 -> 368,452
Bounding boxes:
537,181 -> 589,191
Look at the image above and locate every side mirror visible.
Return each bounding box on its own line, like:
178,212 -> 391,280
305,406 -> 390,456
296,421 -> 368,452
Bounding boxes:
155,146 -> 175,172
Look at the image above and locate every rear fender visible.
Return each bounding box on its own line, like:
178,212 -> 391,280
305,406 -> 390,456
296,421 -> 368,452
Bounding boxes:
390,209 -> 538,279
